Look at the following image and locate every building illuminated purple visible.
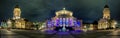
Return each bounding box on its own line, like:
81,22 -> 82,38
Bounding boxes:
46,8 -> 82,31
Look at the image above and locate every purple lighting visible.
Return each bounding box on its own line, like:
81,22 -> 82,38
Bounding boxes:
44,8 -> 83,32
46,17 -> 82,31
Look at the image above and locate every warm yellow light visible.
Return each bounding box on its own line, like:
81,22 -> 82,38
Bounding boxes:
103,8 -> 110,19
114,22 -> 117,25
55,8 -> 73,17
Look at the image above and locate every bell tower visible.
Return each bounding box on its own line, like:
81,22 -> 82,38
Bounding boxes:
13,5 -> 21,19
103,0 -> 110,19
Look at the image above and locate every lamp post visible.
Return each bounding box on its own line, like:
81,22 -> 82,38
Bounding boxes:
114,21 -> 117,28
7,20 -> 12,30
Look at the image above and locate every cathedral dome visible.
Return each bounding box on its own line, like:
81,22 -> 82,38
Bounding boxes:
15,5 -> 20,8
104,5 -> 109,8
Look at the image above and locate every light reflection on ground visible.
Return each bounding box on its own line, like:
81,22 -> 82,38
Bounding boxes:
45,30 -> 84,34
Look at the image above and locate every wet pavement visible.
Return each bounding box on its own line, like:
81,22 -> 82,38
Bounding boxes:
98,30 -> 120,38
0,29 -> 28,38
1,29 -> 120,38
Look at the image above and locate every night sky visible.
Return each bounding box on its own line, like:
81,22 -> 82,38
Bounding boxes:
0,0 -> 120,23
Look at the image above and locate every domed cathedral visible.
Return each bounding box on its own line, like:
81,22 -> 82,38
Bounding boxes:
98,0 -> 117,29
7,4 -> 26,29
45,8 -> 83,31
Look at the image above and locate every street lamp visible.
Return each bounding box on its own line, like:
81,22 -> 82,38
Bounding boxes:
7,20 -> 12,29
114,22 -> 117,25
112,21 -> 117,29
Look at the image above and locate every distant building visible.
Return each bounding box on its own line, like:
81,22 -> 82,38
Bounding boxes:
25,21 -> 34,29
82,23 -> 92,30
83,22 -> 98,30
1,20 -> 7,29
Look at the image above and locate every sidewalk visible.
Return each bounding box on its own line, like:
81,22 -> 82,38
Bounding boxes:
0,29 -> 29,38
98,30 -> 120,38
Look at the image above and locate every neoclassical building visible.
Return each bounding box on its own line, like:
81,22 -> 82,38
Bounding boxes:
45,8 -> 82,31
